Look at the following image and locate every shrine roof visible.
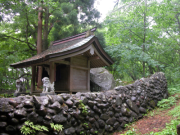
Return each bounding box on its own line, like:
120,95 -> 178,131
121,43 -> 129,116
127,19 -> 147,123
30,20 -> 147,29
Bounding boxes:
10,28 -> 114,68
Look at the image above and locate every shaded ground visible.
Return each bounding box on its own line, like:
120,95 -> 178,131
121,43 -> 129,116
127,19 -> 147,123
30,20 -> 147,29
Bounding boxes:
113,96 -> 180,135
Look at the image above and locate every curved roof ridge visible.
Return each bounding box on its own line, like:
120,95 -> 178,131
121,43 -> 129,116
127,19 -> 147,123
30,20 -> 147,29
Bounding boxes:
53,27 -> 97,44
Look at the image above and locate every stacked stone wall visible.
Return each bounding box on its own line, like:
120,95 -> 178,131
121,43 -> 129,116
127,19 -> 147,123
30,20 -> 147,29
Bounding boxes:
0,72 -> 168,135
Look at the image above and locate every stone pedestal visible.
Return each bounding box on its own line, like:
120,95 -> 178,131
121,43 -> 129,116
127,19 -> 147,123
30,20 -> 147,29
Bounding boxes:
40,92 -> 56,96
14,93 -> 30,97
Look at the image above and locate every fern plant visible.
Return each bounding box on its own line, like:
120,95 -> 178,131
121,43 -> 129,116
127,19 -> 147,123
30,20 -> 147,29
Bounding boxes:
50,123 -> 64,133
79,100 -> 88,114
168,87 -> 180,95
157,96 -> 176,109
20,121 -> 48,135
20,121 -> 64,135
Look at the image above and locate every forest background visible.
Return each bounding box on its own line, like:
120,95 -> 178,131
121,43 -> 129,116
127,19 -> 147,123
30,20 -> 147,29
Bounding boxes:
0,0 -> 179,90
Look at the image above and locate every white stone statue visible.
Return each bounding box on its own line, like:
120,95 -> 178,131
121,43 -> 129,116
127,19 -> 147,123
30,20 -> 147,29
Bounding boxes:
15,79 -> 26,93
42,77 -> 54,93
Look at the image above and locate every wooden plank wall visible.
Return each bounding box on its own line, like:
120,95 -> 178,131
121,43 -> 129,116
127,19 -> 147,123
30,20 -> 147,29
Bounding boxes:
72,68 -> 87,90
70,55 -> 90,92
71,56 -> 87,67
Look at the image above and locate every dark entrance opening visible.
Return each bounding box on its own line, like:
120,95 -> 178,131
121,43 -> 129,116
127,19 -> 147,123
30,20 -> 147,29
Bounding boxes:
55,64 -> 70,94
90,81 -> 101,92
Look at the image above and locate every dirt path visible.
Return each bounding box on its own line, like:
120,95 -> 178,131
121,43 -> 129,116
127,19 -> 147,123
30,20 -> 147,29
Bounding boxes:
113,96 -> 180,135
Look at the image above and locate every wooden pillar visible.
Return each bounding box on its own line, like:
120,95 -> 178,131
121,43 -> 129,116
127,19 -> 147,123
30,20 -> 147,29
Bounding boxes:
87,60 -> 90,91
31,66 -> 36,93
49,62 -> 55,83
69,58 -> 72,94
37,66 -> 43,88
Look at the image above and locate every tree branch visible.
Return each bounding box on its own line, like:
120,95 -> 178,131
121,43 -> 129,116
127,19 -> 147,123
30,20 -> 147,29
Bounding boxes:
166,31 -> 180,45
17,73 -> 32,79
121,20 -> 144,40
8,73 -> 32,80
48,23 -> 54,35
4,35 -> 36,51
175,13 -> 180,33
129,29 -> 143,40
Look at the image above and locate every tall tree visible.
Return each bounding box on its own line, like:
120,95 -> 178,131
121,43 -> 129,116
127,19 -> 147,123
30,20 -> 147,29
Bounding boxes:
37,2 -> 43,88
152,0 -> 180,83
104,0 -> 180,84
104,0 -> 162,80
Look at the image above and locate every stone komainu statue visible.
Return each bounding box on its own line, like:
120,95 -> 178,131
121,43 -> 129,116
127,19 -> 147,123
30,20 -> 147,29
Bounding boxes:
42,77 -> 54,93
15,79 -> 26,93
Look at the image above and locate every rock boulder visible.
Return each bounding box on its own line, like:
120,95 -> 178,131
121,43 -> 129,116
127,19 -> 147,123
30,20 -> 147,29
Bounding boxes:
90,68 -> 115,91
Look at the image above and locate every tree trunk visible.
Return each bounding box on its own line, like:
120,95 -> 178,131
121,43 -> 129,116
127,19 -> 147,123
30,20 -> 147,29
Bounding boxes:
26,78 -> 30,90
129,72 -> 136,81
37,5 -> 43,88
148,65 -> 154,75
43,7 -> 49,51
142,0 -> 147,77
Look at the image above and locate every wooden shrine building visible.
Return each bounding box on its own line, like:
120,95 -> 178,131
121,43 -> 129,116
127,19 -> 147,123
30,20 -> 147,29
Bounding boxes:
10,28 -> 114,94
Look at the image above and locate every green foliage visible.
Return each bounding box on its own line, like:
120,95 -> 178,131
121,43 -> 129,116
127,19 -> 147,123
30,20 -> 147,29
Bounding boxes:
0,93 -> 14,98
120,128 -> 136,135
157,96 -> 177,109
124,123 -> 132,128
169,102 -> 180,118
21,126 -> 36,135
149,110 -> 155,117
168,85 -> 180,95
80,131 -> 86,135
102,0 -> 180,85
21,121 -> 64,135
83,123 -> 89,128
79,100 -> 88,114
94,130 -> 98,134
20,121 -> 48,135
50,123 -> 64,133
103,0 -> 163,80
